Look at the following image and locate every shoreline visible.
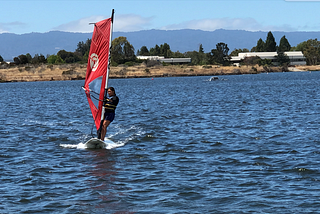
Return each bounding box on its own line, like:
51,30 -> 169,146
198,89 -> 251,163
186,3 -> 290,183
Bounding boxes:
0,63 -> 319,83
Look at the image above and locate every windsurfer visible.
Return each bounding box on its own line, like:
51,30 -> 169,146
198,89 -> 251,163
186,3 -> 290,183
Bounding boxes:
100,87 -> 119,141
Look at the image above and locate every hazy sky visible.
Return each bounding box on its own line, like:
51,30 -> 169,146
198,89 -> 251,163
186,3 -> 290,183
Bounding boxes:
1,0 -> 320,34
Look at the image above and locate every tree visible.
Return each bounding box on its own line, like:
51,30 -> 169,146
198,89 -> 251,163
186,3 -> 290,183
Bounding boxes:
199,44 -> 204,53
18,54 -> 29,64
47,54 -> 64,64
57,50 -> 81,63
111,36 -> 135,65
57,50 -> 70,61
208,42 -> 230,65
137,46 -> 149,56
160,43 -> 172,58
230,48 -> 241,56
38,54 -> 47,63
32,54 -> 47,64
172,51 -> 185,58
258,58 -> 273,67
207,49 -> 219,65
149,45 -> 160,56
250,46 -> 257,52
184,48 -> 208,65
303,39 -> 320,65
185,51 -> 199,65
32,54 -> 40,64
26,53 -> 32,63
76,38 -> 91,56
276,52 -> 290,66
216,42 -> 230,65
256,38 -> 265,52
65,54 -> 81,63
230,48 -> 249,56
265,31 -> 277,52
292,41 -> 308,52
13,57 -> 21,65
123,41 -> 135,60
293,39 -> 320,65
47,55 -> 57,64
185,50 -> 207,65
278,36 -> 291,52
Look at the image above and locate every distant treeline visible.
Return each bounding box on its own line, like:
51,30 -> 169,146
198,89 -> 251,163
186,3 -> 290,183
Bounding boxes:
0,31 -> 319,67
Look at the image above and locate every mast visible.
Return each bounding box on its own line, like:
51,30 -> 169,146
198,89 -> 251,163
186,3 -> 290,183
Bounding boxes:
104,9 -> 114,94
97,9 -> 114,138
83,9 -> 115,139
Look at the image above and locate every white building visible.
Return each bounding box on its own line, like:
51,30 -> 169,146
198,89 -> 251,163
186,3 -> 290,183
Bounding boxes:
230,51 -> 306,66
136,56 -> 164,61
159,58 -> 191,63
137,56 -> 191,64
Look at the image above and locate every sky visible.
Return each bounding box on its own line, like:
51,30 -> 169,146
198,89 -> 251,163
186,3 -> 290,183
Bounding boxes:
1,0 -> 320,34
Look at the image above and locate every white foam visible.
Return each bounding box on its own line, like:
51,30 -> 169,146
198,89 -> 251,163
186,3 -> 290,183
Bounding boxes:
105,141 -> 125,149
60,124 -> 143,150
59,144 -> 79,148
59,139 -> 125,150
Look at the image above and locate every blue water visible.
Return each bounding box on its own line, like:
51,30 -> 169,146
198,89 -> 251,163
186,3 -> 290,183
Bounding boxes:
1,71 -> 320,213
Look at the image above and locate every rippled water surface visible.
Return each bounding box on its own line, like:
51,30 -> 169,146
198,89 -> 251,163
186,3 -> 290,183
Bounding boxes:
1,71 -> 320,213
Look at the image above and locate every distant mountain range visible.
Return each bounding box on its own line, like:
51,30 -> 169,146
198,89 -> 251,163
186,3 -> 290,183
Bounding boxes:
0,29 -> 319,61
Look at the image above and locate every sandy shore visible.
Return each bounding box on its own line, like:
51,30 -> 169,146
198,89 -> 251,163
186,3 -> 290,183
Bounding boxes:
0,63 -> 319,83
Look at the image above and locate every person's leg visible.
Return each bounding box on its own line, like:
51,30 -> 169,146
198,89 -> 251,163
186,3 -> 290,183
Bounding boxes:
100,120 -> 111,141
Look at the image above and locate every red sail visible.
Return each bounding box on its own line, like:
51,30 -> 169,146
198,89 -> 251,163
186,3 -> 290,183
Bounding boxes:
84,18 -> 112,130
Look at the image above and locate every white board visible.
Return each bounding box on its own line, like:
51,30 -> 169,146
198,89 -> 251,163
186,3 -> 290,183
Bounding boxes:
84,138 -> 108,149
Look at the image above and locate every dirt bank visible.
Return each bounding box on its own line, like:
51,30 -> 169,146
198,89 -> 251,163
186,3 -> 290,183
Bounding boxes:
0,63 -> 318,83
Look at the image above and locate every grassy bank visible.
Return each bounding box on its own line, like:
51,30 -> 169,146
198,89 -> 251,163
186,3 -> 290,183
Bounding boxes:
0,63 -> 319,83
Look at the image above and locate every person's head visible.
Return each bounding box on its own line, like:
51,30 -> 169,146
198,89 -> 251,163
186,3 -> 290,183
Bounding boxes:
107,87 -> 116,96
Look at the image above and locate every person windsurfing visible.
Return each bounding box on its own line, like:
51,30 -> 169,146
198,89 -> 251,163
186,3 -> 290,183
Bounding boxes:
99,87 -> 119,141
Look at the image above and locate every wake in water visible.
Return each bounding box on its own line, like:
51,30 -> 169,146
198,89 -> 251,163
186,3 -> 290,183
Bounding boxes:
59,137 -> 125,150
60,139 -> 124,150
59,125 -> 144,150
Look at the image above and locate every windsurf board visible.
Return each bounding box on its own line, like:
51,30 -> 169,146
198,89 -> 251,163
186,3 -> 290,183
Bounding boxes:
84,138 -> 108,149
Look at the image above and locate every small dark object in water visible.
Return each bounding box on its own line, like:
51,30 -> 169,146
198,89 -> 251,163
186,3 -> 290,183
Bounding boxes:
209,76 -> 219,81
